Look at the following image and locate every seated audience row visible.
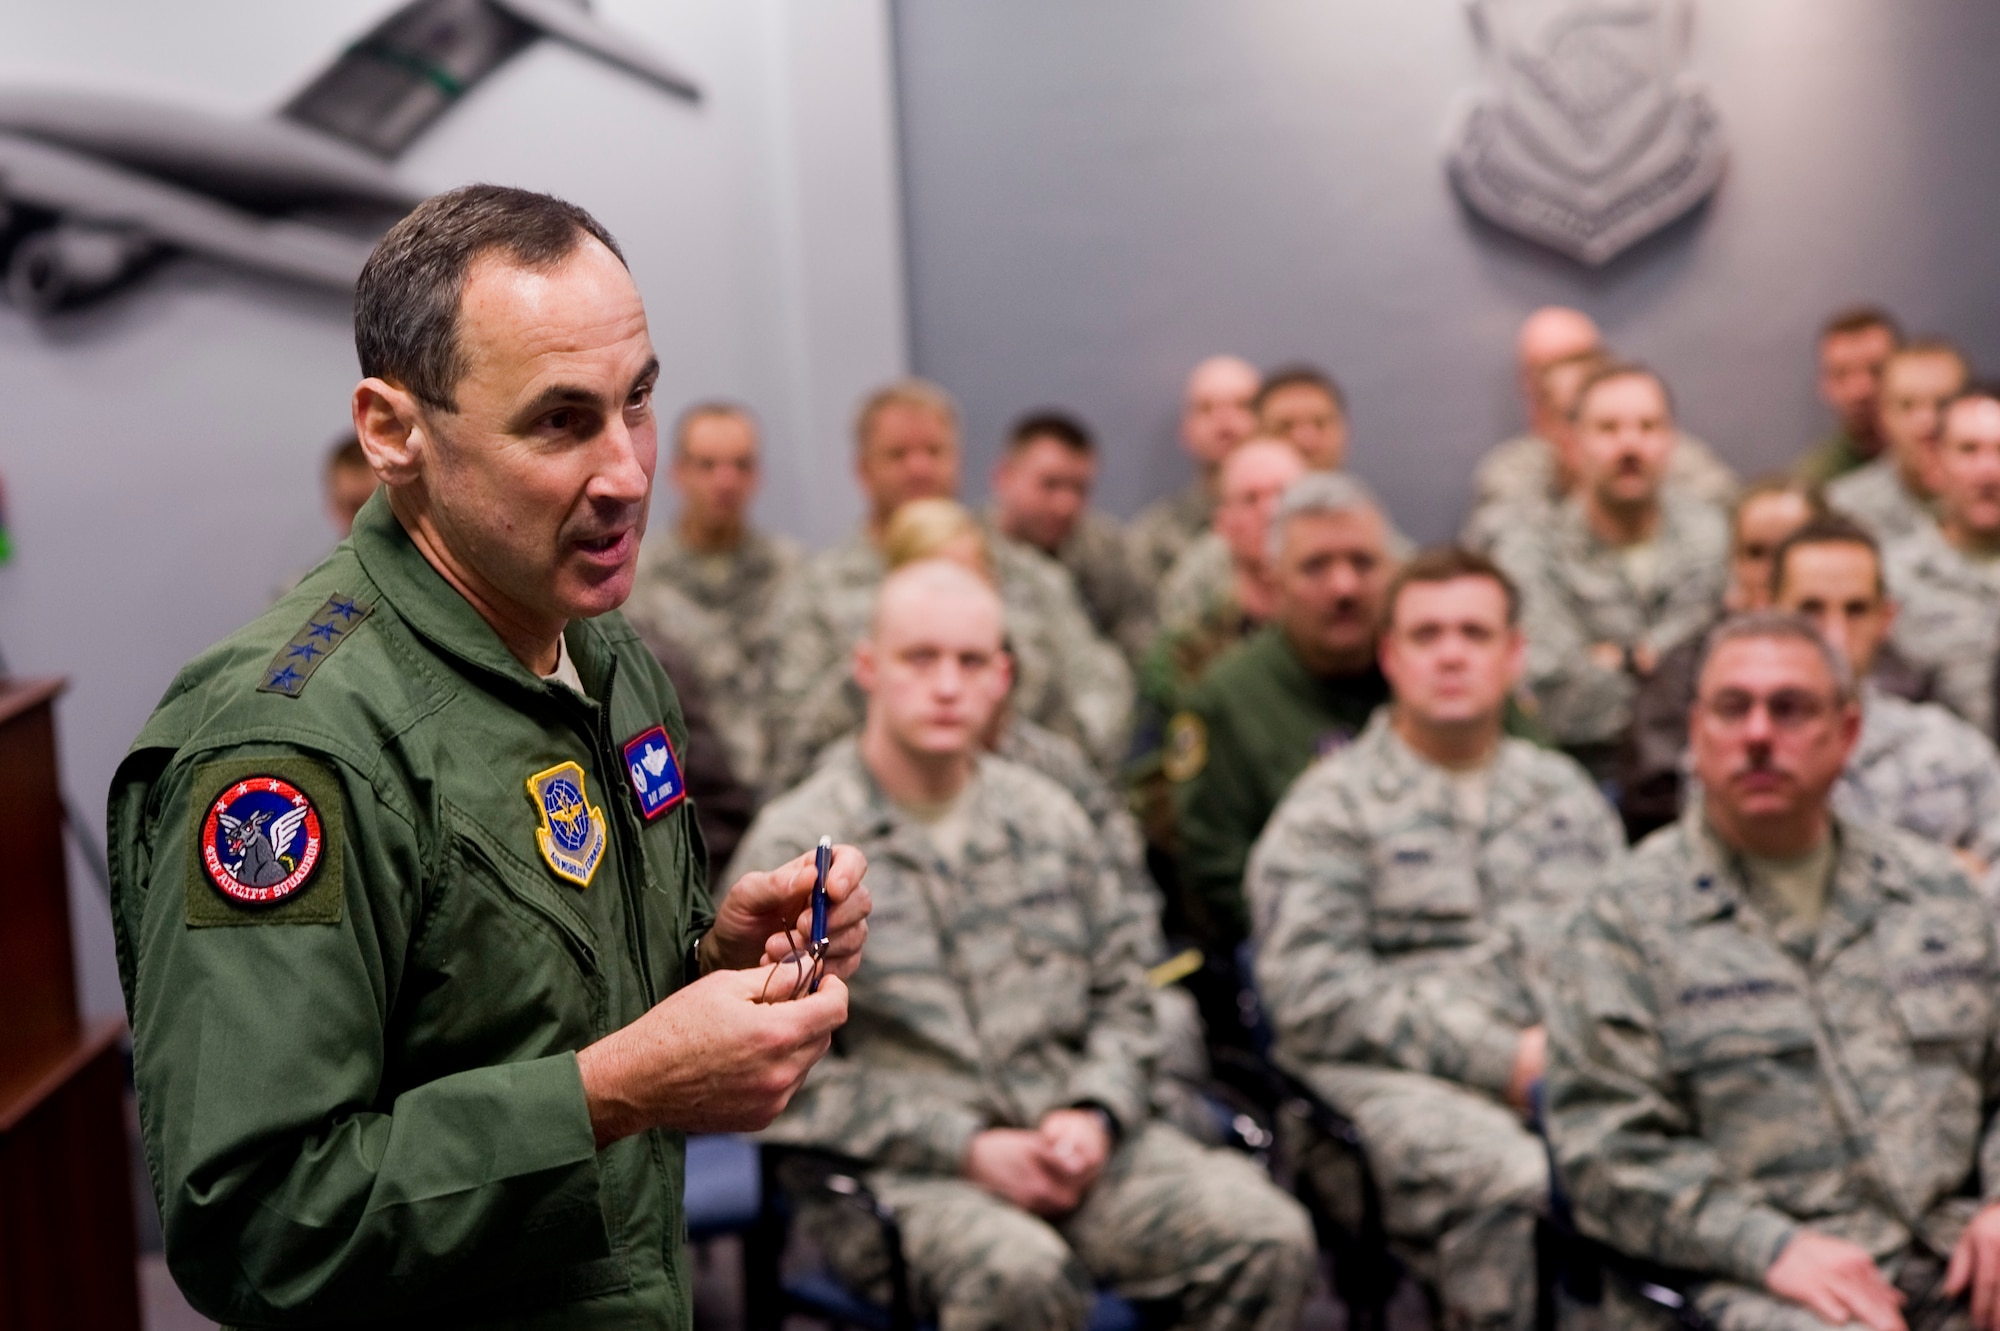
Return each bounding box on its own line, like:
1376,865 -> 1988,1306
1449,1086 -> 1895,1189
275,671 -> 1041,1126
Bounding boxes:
637,301 -> 2000,1330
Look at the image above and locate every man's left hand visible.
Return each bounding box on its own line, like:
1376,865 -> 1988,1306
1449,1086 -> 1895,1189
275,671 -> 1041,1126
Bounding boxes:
706,844 -> 871,979
1945,1202 -> 2000,1330
1038,1108 -> 1112,1193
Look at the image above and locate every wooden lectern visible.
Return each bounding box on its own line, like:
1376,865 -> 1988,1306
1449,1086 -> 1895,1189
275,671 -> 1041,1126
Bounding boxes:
0,679 -> 141,1329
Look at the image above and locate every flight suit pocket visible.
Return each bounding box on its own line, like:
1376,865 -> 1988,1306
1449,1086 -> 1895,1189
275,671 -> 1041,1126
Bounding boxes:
433,805 -> 607,1055
1369,830 -> 1483,952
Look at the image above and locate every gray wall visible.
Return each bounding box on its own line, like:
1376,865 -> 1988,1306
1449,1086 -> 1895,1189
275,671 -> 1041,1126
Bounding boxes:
0,0 -> 907,1019
893,1 -> 2000,537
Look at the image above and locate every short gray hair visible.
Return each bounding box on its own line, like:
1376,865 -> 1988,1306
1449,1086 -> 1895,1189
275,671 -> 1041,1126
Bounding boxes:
1696,610 -> 1856,704
1267,471 -> 1385,563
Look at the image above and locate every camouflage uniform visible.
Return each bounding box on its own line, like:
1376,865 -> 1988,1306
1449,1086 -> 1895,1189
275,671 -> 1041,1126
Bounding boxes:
759,531 -> 1134,782
1248,710 -> 1625,1331
1827,458 -> 1937,547
734,747 -> 1316,1331
1837,688 -> 2000,898
1545,810 -> 2000,1331
622,526 -> 799,788
985,506 -> 1156,666
1886,522 -> 2000,740
1156,533 -> 1233,640
1494,493 -> 1729,749
1462,431 -> 1739,555
1128,480 -> 1214,588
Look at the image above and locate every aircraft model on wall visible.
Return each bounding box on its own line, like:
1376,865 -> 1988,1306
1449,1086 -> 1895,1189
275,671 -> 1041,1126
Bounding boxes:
0,0 -> 699,315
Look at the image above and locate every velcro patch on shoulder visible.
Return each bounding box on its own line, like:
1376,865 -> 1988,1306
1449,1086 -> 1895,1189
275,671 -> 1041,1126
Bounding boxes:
257,594 -> 373,697
1163,712 -> 1208,783
185,756 -> 344,927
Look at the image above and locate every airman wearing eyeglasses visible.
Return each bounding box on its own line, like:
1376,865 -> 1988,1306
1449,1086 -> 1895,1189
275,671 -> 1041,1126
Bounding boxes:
1548,611 -> 2000,1331
732,558 -> 1316,1331
1248,546 -> 1623,1331
1770,514 -> 2000,896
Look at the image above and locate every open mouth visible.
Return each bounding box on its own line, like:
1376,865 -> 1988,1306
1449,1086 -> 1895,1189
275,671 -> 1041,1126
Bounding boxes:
574,529 -> 634,561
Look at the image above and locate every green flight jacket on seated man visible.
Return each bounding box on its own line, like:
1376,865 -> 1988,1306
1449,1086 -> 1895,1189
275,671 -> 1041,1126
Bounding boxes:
1167,624 -> 1391,949
109,492 -> 711,1329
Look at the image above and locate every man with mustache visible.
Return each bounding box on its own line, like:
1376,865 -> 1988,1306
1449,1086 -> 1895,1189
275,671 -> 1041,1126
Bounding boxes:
108,186 -> 872,1327
1168,472 -> 1396,960
1827,341 -> 1968,545
1494,361 -> 1729,774
1547,611 -> 2000,1331
1463,307 -> 1736,554
1886,384 -> 2000,740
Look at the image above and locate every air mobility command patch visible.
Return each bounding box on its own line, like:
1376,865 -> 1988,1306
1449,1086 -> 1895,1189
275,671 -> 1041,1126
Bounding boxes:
622,725 -> 686,822
257,594 -> 373,697
186,757 -> 344,926
529,761 -> 606,888
1163,712 -> 1207,783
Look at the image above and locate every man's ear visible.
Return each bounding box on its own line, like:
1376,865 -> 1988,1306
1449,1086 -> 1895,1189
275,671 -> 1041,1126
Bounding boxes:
852,638 -> 877,695
352,378 -> 430,487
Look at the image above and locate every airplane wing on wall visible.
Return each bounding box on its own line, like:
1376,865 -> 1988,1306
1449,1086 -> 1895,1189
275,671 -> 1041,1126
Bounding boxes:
0,133 -> 382,312
0,89 -> 419,213
0,0 -> 701,314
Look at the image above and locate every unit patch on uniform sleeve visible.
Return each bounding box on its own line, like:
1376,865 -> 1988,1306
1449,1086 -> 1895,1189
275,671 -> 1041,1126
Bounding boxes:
1163,712 -> 1208,783
528,761 -> 606,888
257,594 -> 374,697
622,725 -> 686,822
186,757 -> 344,926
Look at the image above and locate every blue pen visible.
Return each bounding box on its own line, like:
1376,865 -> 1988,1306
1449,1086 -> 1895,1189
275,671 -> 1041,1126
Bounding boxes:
809,835 -> 832,993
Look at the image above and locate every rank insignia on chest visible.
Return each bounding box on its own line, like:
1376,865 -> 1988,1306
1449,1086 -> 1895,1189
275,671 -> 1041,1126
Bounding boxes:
622,725 -> 686,822
201,775 -> 325,905
527,761 -> 606,888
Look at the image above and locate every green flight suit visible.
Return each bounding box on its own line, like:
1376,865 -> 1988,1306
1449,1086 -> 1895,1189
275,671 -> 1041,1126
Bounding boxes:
1168,625 -> 1389,949
108,492 -> 711,1328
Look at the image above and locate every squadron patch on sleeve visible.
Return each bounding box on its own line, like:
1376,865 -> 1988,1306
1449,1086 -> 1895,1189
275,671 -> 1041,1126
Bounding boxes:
528,761 -> 606,888
1163,712 -> 1208,783
185,757 -> 345,927
257,594 -> 373,697
622,725 -> 686,822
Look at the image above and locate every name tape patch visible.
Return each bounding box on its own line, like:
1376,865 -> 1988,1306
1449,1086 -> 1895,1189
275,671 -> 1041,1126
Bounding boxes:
622,725 -> 686,822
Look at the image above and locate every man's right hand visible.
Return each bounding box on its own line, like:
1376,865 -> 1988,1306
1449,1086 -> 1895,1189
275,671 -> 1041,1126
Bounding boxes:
576,966 -> 848,1147
1766,1230 -> 1907,1331
964,1128 -> 1088,1217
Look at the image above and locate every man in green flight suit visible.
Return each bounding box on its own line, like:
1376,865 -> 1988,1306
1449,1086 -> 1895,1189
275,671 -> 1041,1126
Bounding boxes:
108,185 -> 871,1328
1168,471 -> 1396,956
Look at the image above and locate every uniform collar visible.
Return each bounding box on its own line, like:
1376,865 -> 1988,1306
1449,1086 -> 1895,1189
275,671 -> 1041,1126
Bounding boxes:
1360,708 -> 1532,832
1676,804 -> 1910,944
830,740 -> 1006,872
348,488 -> 615,703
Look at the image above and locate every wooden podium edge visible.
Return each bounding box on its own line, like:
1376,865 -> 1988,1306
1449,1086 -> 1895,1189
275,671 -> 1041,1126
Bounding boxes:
0,1015 -> 127,1135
